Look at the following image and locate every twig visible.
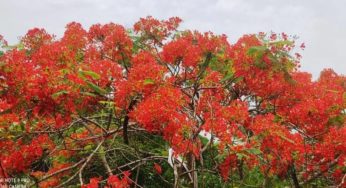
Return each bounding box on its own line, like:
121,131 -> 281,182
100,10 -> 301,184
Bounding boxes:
80,116 -> 108,134
55,140 -> 105,188
29,159 -> 86,187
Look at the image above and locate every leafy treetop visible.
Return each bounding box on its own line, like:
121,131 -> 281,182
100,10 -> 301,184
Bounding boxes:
0,16 -> 345,188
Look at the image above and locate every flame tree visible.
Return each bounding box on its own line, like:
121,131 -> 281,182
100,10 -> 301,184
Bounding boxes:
0,17 -> 345,188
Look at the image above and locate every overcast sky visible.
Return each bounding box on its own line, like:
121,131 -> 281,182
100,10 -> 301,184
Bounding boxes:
1,0 -> 345,78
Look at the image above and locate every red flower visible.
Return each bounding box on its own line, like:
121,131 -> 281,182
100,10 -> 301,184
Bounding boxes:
82,177 -> 101,188
300,42 -> 305,49
154,163 -> 162,174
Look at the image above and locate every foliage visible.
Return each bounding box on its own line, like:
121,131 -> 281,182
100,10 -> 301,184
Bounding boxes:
0,17 -> 345,188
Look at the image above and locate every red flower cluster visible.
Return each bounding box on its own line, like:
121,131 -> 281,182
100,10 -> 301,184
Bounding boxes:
0,16 -> 345,187
82,172 -> 131,188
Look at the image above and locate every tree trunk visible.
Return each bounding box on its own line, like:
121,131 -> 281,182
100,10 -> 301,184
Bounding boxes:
173,163 -> 179,188
237,159 -> 244,180
122,100 -> 136,145
190,153 -> 198,188
123,115 -> 129,145
290,165 -> 300,188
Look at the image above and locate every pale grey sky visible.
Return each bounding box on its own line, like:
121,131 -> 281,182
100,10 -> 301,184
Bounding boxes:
1,0 -> 345,78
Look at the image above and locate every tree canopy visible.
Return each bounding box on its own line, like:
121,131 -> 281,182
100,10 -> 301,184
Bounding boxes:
0,16 -> 345,188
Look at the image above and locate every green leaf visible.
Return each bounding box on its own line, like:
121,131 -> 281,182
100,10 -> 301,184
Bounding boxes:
327,115 -> 345,127
79,70 -> 101,80
236,153 -> 249,160
9,122 -> 23,133
60,68 -> 70,75
98,145 -> 106,156
17,43 -> 25,51
247,46 -> 267,56
51,90 -> 69,99
54,155 -> 68,163
143,78 -> 155,85
81,92 -> 97,97
84,144 -> 94,151
254,60 -> 267,69
247,148 -> 262,155
87,82 -> 106,95
273,115 -> 283,123
233,76 -> 243,83
198,135 -> 209,146
214,153 -> 228,162
221,72 -> 234,82
99,100 -> 115,105
269,40 -> 294,47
